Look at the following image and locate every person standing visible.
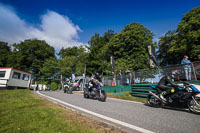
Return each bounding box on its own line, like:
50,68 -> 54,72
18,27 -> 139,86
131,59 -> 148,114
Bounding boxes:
181,55 -> 191,80
119,69 -> 123,85
125,69 -> 131,85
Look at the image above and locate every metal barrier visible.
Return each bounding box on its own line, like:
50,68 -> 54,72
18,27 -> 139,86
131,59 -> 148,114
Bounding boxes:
131,81 -> 200,99
102,85 -> 132,93
103,61 -> 200,86
131,84 -> 156,98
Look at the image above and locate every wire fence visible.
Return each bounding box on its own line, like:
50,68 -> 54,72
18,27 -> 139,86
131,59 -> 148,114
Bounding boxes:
102,61 -> 200,86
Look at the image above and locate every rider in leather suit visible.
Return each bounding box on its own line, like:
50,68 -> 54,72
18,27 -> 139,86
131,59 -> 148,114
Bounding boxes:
158,71 -> 180,102
88,73 -> 101,92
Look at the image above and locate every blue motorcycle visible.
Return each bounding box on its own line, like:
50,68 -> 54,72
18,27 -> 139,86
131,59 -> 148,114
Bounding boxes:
147,82 -> 200,114
84,80 -> 107,102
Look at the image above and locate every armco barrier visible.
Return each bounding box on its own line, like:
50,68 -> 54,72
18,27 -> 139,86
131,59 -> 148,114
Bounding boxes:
102,85 -> 132,93
131,84 -> 156,98
131,80 -> 200,99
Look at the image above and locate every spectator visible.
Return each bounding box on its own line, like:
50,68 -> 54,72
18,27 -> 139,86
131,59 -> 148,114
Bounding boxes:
125,69 -> 131,85
119,69 -> 123,85
181,55 -> 191,80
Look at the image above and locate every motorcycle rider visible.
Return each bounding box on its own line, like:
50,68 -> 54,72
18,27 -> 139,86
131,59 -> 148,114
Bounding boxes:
158,70 -> 180,102
64,78 -> 71,88
88,73 -> 101,93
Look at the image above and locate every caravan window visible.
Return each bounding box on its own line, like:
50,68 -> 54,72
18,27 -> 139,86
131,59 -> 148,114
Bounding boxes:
0,71 -> 6,77
12,72 -> 21,79
22,74 -> 29,81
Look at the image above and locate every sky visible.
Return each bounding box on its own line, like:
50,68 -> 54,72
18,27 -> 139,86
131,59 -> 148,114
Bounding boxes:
0,0 -> 199,50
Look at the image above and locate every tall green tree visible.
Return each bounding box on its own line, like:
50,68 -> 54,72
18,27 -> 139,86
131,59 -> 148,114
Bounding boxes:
158,7 -> 200,65
108,23 -> 154,71
40,58 -> 60,82
157,30 -> 177,65
0,41 -> 11,67
59,46 -> 88,77
7,39 -> 55,79
87,30 -> 115,74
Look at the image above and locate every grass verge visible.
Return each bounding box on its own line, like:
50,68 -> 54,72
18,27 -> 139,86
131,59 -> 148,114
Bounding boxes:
0,89 -> 125,133
107,92 -> 146,103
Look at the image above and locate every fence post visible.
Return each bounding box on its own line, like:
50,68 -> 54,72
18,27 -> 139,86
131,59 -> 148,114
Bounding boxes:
133,71 -> 136,84
191,62 -> 197,81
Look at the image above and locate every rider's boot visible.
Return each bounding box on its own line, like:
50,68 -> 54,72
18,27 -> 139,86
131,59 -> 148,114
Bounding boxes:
159,91 -> 167,102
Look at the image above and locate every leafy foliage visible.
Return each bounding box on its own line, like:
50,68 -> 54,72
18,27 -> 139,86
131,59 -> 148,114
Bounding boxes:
87,30 -> 115,75
59,46 -> 88,77
158,7 -> 200,65
7,39 -> 55,79
157,30 -> 177,65
109,23 -> 154,71
40,58 -> 60,81
0,41 -> 11,67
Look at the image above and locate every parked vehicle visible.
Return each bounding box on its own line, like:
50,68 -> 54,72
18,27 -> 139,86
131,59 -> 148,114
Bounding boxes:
84,79 -> 107,102
71,77 -> 84,91
147,82 -> 200,114
0,67 -> 31,89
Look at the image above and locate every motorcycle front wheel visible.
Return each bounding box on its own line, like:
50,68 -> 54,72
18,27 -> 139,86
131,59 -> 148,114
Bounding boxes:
98,91 -> 107,102
147,94 -> 162,108
84,91 -> 89,98
67,87 -> 73,94
187,97 -> 200,115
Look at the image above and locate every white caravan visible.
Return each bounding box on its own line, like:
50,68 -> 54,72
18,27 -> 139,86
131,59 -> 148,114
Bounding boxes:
0,67 -> 31,89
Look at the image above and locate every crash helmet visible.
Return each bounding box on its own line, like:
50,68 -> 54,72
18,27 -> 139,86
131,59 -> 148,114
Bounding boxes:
171,70 -> 179,80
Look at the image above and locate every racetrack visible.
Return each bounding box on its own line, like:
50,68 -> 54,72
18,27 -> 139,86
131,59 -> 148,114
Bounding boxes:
38,91 -> 200,133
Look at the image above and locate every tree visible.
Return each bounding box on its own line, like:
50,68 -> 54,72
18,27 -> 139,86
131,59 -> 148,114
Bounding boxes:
40,58 -> 60,82
158,7 -> 200,65
0,41 -> 11,67
87,30 -> 115,75
174,6 -> 200,61
7,39 -> 55,79
108,22 -> 154,71
59,46 -> 88,77
157,30 -> 177,66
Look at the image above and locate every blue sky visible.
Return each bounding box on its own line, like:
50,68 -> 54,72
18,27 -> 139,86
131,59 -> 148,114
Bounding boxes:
0,0 -> 199,50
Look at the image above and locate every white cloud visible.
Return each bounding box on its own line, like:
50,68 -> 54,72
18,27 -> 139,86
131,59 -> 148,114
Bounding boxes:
0,3 -> 85,50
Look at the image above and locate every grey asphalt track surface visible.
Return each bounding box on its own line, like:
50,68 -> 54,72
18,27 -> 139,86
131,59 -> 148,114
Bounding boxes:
39,91 -> 200,133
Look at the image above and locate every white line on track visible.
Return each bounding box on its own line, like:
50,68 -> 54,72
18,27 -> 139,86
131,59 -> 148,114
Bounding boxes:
36,91 -> 154,133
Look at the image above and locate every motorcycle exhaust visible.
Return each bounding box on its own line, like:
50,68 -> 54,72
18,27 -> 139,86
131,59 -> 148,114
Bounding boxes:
149,91 -> 166,103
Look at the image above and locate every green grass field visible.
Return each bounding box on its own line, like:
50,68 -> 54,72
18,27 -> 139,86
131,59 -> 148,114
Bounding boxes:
0,89 -> 119,133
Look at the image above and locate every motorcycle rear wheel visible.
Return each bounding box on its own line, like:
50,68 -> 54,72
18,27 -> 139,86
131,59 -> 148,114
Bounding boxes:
147,94 -> 162,108
187,97 -> 200,115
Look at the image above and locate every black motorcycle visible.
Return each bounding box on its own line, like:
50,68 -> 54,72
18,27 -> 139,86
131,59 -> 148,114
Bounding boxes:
147,82 -> 200,114
83,81 -> 107,102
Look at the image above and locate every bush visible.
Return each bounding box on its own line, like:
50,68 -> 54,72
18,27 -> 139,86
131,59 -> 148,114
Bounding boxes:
50,82 -> 59,91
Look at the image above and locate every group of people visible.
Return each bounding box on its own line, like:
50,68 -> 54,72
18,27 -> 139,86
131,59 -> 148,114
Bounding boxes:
118,69 -> 132,85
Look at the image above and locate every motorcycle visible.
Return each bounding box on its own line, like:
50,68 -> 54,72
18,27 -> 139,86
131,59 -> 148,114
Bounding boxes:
63,83 -> 73,94
83,80 -> 107,102
147,82 -> 200,114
